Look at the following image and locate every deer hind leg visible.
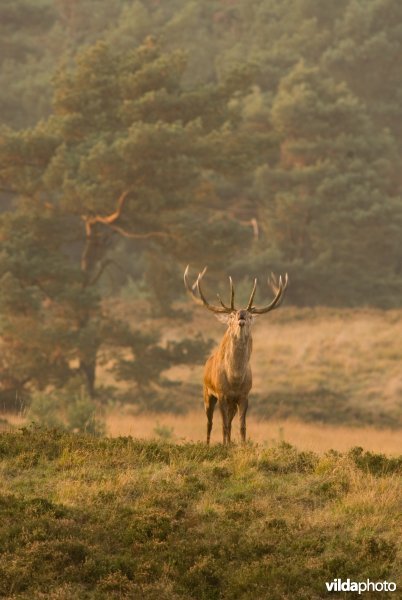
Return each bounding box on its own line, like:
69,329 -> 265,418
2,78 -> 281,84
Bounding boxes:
238,396 -> 249,443
220,398 -> 237,445
204,388 -> 217,445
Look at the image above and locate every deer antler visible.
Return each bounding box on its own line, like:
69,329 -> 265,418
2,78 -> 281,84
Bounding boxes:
184,265 -> 234,313
184,266 -> 288,314
245,278 -> 258,311
250,273 -> 288,314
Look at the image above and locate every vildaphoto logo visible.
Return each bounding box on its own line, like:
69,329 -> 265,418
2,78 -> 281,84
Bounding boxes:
326,579 -> 397,594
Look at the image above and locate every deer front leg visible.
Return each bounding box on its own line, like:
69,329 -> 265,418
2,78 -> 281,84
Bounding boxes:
204,387 -> 217,445
219,398 -> 237,445
238,396 -> 249,443
219,399 -> 229,444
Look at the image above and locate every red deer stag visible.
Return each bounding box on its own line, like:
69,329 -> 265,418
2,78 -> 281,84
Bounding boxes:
184,266 -> 288,444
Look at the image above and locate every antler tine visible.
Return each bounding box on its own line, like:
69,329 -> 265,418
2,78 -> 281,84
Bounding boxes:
246,278 -> 257,311
184,265 -> 232,313
184,264 -> 194,292
217,294 -> 228,309
229,276 -> 235,310
196,271 -> 233,313
250,272 -> 289,314
184,264 -> 202,305
192,266 -> 207,292
271,272 -> 288,307
270,271 -> 279,292
279,273 -> 289,294
184,265 -> 209,306
269,272 -> 288,295
216,275 -> 235,311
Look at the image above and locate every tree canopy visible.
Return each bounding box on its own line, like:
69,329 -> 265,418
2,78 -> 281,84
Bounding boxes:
1,0 -> 402,404
0,38 -> 266,401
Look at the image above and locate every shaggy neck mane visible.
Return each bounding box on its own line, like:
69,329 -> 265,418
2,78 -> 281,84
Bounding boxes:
222,327 -> 252,380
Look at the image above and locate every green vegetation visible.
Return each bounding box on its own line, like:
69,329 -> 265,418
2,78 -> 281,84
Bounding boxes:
27,383 -> 105,435
0,428 -> 400,599
0,6 -> 400,597
1,1 -> 402,419
0,37 -> 259,404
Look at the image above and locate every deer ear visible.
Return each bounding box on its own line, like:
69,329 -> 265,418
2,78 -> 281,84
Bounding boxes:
215,313 -> 231,324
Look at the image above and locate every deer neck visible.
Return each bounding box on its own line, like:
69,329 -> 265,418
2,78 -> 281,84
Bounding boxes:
222,328 -> 252,381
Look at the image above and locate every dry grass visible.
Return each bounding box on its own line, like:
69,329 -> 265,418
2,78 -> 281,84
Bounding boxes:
145,305 -> 402,427
255,307 -> 402,410
3,306 -> 402,456
0,429 -> 400,599
105,409 -> 402,455
104,302 -> 402,390
161,305 -> 402,411
103,305 -> 402,452
4,407 -> 401,455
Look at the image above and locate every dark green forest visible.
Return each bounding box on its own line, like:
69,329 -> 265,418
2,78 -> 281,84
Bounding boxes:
1,0 -> 402,411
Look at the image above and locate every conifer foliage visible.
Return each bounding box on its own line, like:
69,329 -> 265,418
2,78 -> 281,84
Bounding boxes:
2,0 -> 402,406
0,39 -> 263,403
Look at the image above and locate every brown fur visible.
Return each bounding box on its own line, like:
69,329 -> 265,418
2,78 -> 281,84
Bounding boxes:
203,312 -> 253,444
184,265 -> 288,444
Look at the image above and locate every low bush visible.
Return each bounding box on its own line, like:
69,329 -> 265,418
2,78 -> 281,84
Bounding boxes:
0,429 -> 400,599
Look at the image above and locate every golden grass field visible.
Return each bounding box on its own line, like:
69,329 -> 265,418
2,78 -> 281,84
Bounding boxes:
4,409 -> 401,455
161,304 -> 402,416
105,410 -> 402,455
3,305 -> 402,455
105,304 -> 402,451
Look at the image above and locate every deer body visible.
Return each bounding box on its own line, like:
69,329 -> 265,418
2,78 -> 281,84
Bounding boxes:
204,323 -> 253,443
184,266 -> 288,444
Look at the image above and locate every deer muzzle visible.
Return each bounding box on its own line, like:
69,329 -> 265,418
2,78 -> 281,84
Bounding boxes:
238,310 -> 247,327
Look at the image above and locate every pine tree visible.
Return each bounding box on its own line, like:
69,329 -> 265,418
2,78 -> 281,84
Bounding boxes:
256,62 -> 402,306
323,0 -> 402,149
0,39 -> 265,400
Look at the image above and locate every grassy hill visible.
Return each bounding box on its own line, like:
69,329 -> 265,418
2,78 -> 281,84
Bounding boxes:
0,428 -> 400,599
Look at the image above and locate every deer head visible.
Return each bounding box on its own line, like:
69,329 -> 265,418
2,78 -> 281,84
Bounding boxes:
184,265 -> 288,339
